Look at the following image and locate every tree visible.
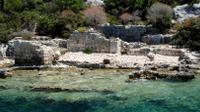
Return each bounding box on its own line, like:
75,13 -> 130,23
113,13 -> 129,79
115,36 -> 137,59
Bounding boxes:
147,2 -> 173,33
0,0 -> 4,11
4,0 -> 23,12
119,13 -> 132,24
54,0 -> 86,12
83,6 -> 107,26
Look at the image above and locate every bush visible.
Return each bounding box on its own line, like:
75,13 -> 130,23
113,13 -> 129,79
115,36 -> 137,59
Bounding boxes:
119,11 -> 142,25
0,29 -> 13,43
77,27 -> 87,33
37,12 -> 87,39
171,18 -> 200,51
147,2 -> 173,33
83,6 -> 107,26
119,13 -> 132,24
4,0 -> 23,12
83,48 -> 93,54
107,14 -> 120,25
104,0 -> 158,22
54,0 -> 86,12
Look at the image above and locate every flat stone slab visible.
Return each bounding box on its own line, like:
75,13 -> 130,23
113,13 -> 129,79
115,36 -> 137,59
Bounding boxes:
59,52 -> 179,69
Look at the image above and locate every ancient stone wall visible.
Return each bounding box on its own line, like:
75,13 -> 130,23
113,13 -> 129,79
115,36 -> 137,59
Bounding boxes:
67,31 -> 120,54
143,34 -> 173,45
154,49 -> 183,56
128,48 -> 151,56
98,25 -> 158,42
14,40 -> 55,65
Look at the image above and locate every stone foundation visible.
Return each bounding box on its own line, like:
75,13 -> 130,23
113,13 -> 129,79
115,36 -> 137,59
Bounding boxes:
154,49 -> 183,56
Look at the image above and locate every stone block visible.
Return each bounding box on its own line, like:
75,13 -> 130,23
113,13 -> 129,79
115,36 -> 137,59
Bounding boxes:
14,40 -> 55,66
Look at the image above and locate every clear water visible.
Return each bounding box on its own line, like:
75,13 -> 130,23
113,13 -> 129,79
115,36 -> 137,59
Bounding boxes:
0,70 -> 200,112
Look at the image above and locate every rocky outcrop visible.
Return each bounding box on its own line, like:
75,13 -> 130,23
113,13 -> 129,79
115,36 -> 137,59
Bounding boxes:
14,40 -> 57,66
0,69 -> 12,79
128,67 -> 194,81
174,3 -> 200,22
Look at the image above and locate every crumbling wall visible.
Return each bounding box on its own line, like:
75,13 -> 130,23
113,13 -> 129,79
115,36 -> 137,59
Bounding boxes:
154,49 -> 183,56
98,25 -> 158,42
14,40 -> 55,65
67,31 -> 120,54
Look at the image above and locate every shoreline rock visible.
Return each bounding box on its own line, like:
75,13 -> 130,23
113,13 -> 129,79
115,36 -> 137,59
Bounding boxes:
0,69 -> 13,79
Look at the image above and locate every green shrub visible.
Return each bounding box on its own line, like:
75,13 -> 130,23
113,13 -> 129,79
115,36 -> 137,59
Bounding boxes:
147,2 -> 173,33
0,29 -> 13,43
4,0 -> 23,12
83,48 -> 93,54
77,27 -> 87,33
54,0 -> 86,12
107,14 -> 120,25
171,18 -> 200,51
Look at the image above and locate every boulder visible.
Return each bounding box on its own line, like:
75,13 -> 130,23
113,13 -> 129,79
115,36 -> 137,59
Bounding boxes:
176,71 -> 195,81
157,63 -> 170,69
0,69 -> 12,79
14,40 -> 56,66
147,53 -> 155,61
128,71 -> 142,80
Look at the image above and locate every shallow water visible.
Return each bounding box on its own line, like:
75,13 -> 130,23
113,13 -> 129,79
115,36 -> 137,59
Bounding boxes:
0,69 -> 200,112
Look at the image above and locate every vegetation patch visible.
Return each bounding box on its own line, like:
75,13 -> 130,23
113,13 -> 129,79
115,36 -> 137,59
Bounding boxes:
83,48 -> 93,54
171,17 -> 200,51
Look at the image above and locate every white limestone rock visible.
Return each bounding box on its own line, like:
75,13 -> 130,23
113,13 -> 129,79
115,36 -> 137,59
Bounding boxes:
174,3 -> 200,22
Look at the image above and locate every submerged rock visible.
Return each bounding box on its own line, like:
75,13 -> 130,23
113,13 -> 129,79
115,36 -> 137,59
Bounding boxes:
0,69 -> 12,79
167,71 -> 195,81
128,63 -> 195,81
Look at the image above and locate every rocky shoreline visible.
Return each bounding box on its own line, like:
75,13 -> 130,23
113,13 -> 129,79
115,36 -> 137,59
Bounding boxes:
0,27 -> 200,82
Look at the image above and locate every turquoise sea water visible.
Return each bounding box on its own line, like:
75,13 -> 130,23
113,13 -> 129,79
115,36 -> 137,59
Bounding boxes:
0,70 -> 200,112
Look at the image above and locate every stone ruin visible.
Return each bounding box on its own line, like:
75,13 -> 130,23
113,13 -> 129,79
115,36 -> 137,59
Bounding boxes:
98,24 -> 173,44
67,30 -> 121,54
14,40 -> 56,66
2,25 -> 198,66
9,29 -> 182,66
